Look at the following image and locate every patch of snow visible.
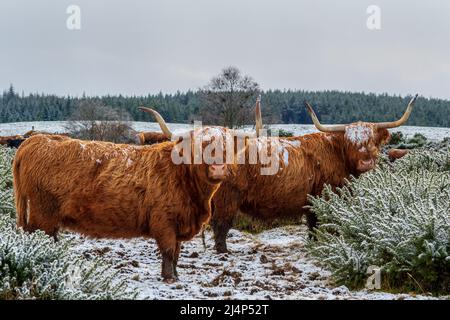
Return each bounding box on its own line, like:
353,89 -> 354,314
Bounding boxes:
67,225 -> 446,300
283,148 -> 289,166
281,140 -> 301,148
126,159 -> 133,167
344,124 -> 373,145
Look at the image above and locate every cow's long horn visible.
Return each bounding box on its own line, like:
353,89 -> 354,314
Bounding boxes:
304,102 -> 347,132
255,95 -> 263,137
376,94 -> 418,129
138,107 -> 172,138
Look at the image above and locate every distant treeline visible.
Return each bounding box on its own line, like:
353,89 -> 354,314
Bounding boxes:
1,85 -> 449,127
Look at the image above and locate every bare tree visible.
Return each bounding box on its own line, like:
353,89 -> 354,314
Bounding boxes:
200,66 -> 259,128
65,100 -> 135,143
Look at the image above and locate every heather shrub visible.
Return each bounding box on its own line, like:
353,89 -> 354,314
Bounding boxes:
307,147 -> 450,294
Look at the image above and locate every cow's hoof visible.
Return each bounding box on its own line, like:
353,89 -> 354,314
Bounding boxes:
163,277 -> 177,284
215,246 -> 229,254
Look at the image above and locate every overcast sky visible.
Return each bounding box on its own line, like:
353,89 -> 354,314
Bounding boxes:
1,0 -> 449,99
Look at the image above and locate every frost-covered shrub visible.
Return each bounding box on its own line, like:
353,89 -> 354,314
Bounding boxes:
0,146 -> 135,299
0,222 -> 133,299
307,148 -> 449,294
387,132 -> 432,150
0,147 -> 15,220
388,131 -> 404,145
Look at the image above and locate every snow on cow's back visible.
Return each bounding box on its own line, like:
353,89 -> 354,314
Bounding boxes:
196,126 -> 234,142
70,139 -> 141,167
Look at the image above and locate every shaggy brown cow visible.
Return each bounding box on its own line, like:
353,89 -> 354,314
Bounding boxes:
14,128 -> 235,282
134,107 -> 173,145
387,148 -> 408,161
209,95 -> 417,252
135,131 -> 170,145
0,134 -> 25,146
0,131 -> 70,148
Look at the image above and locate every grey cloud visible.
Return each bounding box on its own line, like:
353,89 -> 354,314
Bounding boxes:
0,0 -> 449,99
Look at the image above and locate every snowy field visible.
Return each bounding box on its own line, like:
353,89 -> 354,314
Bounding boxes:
2,121 -> 448,300
69,226 -> 445,300
0,121 -> 449,142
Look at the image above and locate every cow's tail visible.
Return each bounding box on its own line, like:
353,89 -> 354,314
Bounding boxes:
13,155 -> 28,229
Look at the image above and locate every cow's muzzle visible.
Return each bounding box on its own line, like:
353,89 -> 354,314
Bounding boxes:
357,159 -> 375,172
208,164 -> 229,181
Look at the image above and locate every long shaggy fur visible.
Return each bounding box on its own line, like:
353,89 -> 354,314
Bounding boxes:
13,132 -> 231,281
211,125 -> 391,253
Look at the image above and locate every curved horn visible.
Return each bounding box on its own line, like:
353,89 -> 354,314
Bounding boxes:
255,95 -> 263,137
304,101 -> 347,132
138,107 -> 172,138
376,94 -> 418,129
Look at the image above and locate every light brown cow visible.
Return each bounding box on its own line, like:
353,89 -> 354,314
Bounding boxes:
388,148 -> 408,161
135,131 -> 170,145
14,128 -> 235,282
211,95 -> 417,252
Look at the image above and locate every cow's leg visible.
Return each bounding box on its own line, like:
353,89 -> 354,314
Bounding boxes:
211,214 -> 234,254
154,229 -> 178,283
26,192 -> 60,240
211,203 -> 238,254
172,241 -> 181,279
305,211 -> 318,240
211,187 -> 241,254
161,251 -> 175,283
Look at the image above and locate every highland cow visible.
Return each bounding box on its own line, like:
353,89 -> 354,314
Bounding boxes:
13,127 -> 235,282
210,95 -> 417,253
387,148 -> 408,161
0,134 -> 25,147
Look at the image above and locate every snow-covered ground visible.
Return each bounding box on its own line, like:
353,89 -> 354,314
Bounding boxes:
69,225 -> 446,300
0,121 -> 449,141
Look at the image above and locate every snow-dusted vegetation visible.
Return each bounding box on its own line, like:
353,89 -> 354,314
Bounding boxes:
308,147 -> 450,293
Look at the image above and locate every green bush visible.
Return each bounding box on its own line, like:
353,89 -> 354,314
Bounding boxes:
265,127 -> 294,137
307,148 -> 450,294
407,133 -> 428,147
232,212 -> 303,234
388,131 -> 405,145
388,132 -> 429,150
0,146 -> 135,299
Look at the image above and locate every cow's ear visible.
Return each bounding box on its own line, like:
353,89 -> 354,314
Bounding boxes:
376,128 -> 390,146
